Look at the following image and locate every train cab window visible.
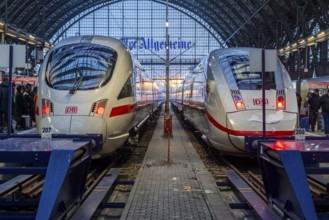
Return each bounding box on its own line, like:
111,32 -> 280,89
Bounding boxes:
118,76 -> 133,99
235,71 -> 276,90
45,43 -> 117,91
220,54 -> 276,90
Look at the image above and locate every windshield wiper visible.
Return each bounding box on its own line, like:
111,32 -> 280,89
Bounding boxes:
70,67 -> 84,95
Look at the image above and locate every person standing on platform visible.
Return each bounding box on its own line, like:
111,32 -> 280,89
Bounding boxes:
0,72 -> 14,132
304,92 -> 312,116
317,90 -> 329,135
296,92 -> 302,113
14,85 -> 25,130
307,89 -> 320,131
31,86 -> 37,125
23,83 -> 33,128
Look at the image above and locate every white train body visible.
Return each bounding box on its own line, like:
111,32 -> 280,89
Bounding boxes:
36,36 -> 163,157
172,48 -> 298,156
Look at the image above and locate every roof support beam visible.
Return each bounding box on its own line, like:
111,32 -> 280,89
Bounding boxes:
224,0 -> 270,43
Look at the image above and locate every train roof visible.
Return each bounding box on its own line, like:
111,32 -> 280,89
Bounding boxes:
209,47 -> 280,60
305,76 -> 329,83
53,35 -> 127,52
211,47 -> 264,53
302,76 -> 329,89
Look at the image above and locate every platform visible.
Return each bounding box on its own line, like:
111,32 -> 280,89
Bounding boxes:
120,110 -> 233,220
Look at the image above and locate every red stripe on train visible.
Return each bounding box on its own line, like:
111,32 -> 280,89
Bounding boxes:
109,104 -> 135,117
205,109 -> 294,136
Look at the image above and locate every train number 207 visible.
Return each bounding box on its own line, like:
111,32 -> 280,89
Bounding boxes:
42,127 -> 52,133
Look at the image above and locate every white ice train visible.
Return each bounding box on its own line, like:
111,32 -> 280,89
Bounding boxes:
35,35 -> 164,157
172,48 -> 298,156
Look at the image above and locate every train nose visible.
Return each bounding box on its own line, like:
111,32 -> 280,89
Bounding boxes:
70,116 -> 107,134
226,110 -> 297,134
39,116 -> 107,136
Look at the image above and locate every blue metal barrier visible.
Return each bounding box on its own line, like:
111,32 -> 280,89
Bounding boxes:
0,138 -> 93,219
258,140 -> 329,220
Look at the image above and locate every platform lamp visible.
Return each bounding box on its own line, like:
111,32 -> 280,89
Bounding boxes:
0,21 -> 5,44
164,0 -> 173,138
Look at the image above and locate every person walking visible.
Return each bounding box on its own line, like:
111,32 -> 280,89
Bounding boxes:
317,89 -> 329,135
307,89 -> 320,131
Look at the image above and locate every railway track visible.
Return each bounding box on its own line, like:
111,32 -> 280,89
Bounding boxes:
0,153 -> 124,216
176,110 -> 329,219
0,111 -> 160,219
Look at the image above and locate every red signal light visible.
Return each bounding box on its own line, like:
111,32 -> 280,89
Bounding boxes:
42,105 -> 50,115
91,99 -> 107,116
276,96 -> 285,110
42,99 -> 53,117
233,95 -> 245,110
236,101 -> 243,108
96,105 -> 105,115
273,140 -> 286,150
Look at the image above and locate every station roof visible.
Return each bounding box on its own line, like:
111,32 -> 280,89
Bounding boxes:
0,0 -> 328,48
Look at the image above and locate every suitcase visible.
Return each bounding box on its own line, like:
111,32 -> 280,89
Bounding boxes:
300,117 -> 309,131
22,115 -> 31,128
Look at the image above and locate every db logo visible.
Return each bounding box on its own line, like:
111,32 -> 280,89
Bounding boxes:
253,98 -> 268,105
65,106 -> 78,114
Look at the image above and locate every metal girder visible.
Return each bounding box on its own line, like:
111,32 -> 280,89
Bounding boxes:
211,0 -> 243,45
233,1 -> 266,47
0,0 -> 327,50
224,0 -> 259,47
34,0 -> 111,37
266,1 -> 293,47
49,1 -> 119,43
311,0 -> 329,29
8,0 -> 35,25
224,0 -> 270,44
30,0 -> 100,34
48,0 -> 227,47
168,0 -> 227,47
12,0 -> 39,29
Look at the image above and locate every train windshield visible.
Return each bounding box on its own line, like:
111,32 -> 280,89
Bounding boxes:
45,43 -> 117,90
220,54 -> 276,90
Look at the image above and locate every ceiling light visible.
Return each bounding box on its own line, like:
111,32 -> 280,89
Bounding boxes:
316,31 -> 327,42
5,32 -> 16,38
317,31 -> 325,38
306,36 -> 316,46
307,36 -> 315,41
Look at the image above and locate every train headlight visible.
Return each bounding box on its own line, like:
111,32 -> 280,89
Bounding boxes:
91,99 -> 107,116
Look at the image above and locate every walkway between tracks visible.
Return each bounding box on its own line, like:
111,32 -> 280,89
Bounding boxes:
120,109 -> 233,220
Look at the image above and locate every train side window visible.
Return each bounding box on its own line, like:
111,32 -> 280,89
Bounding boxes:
118,76 -> 133,99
